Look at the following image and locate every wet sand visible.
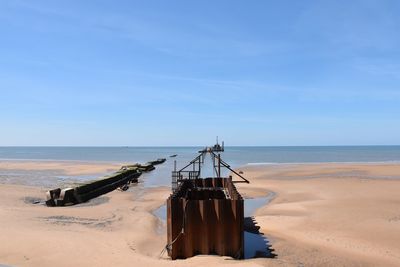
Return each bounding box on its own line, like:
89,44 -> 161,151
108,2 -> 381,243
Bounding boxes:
239,163 -> 400,266
1,161 -> 400,266
0,160 -> 120,176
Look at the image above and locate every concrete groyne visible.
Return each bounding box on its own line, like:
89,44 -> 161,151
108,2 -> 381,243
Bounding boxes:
46,160 -> 165,207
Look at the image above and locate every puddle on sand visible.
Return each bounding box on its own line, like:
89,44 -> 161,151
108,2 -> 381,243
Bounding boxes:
153,204 -> 167,235
153,204 -> 167,222
244,192 -> 276,217
244,231 -> 273,258
244,192 -> 276,259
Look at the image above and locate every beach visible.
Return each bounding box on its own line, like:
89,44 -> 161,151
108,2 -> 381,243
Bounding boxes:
1,161 -> 400,266
3,0 -> 400,265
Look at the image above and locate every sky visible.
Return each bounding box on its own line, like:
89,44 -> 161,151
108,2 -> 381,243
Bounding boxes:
0,0 -> 400,146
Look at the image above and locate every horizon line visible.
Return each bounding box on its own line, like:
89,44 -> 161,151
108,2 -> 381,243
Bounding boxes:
1,145 -> 400,148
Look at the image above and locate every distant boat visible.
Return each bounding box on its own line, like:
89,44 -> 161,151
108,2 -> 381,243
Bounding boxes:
170,154 -> 177,158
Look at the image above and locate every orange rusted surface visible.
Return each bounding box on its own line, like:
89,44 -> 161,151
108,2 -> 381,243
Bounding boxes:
167,177 -> 244,259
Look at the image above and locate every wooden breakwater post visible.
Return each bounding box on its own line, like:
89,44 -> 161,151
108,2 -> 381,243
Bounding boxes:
167,177 -> 244,259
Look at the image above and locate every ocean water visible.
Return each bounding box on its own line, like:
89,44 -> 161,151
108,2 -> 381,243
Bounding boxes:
1,146 -> 400,187
2,146 -> 400,164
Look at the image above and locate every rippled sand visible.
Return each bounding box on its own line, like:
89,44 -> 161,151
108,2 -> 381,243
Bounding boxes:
1,162 -> 400,266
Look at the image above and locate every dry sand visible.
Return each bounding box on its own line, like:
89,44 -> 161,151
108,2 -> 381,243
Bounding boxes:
1,161 -> 400,266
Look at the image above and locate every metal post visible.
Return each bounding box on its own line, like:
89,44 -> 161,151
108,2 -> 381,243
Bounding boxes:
212,153 -> 215,178
198,156 -> 201,176
218,154 -> 221,178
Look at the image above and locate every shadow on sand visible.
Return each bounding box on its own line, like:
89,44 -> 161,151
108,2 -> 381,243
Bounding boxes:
244,216 -> 277,259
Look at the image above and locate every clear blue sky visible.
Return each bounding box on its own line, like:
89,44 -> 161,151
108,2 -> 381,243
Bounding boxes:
1,0 -> 399,146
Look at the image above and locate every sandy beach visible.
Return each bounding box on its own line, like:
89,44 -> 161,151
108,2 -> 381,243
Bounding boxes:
1,161 -> 400,266
3,1 -> 400,266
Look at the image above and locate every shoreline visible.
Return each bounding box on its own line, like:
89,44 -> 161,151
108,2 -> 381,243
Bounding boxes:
246,160 -> 400,166
1,162 -> 400,266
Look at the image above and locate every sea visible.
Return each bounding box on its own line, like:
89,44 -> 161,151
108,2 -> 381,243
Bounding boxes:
1,146 -> 400,187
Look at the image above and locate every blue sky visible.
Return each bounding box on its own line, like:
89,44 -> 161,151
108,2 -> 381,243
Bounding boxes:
1,0 -> 400,146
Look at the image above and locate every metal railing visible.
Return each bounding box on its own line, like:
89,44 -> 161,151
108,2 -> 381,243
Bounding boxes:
172,171 -> 200,192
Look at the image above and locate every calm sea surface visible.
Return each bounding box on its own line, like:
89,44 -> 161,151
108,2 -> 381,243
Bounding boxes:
1,146 -> 400,187
2,146 -> 400,164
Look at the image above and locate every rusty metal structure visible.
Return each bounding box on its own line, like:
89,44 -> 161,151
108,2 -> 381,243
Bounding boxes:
166,143 -> 249,259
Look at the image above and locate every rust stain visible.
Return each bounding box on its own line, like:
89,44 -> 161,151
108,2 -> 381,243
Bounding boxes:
167,177 -> 244,259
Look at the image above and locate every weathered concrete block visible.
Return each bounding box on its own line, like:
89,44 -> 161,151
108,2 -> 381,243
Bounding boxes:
45,188 -> 61,207
59,188 -> 77,206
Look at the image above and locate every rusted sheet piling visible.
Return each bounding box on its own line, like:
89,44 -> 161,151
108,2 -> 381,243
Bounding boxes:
167,177 -> 244,259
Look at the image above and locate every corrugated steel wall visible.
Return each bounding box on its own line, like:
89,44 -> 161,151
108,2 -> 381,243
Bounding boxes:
167,177 -> 244,259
